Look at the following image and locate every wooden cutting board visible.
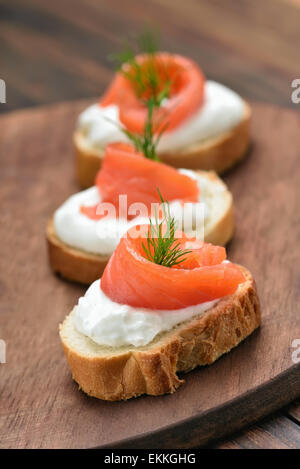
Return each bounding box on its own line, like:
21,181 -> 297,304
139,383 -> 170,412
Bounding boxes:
0,101 -> 299,449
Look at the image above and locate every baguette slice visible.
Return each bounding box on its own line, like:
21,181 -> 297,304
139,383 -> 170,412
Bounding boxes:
75,102 -> 251,188
59,266 -> 260,401
47,171 -> 234,284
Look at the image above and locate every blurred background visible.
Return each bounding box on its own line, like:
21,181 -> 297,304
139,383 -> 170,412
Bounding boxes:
1,0 -> 300,113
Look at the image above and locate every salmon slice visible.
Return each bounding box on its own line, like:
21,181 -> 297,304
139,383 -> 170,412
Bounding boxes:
100,53 -> 205,134
101,226 -> 245,310
81,142 -> 199,220
174,238 -> 227,269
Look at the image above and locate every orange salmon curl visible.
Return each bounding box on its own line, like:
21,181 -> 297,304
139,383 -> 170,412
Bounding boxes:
100,53 -> 205,134
101,225 -> 245,310
80,142 -> 199,221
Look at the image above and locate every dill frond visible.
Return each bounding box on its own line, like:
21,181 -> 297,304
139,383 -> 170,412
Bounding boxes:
142,189 -> 192,268
110,30 -> 170,105
109,31 -> 172,160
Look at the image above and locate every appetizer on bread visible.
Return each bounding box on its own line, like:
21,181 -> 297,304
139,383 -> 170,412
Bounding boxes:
75,40 -> 250,187
47,142 -> 234,284
60,208 -> 261,401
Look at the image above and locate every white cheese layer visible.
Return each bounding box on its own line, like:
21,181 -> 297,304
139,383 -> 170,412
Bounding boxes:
74,279 -> 220,347
77,81 -> 245,153
53,170 -> 218,256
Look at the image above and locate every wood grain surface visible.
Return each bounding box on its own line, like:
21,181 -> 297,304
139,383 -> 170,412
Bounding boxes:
0,100 -> 299,449
210,409 -> 300,449
1,0 -> 300,449
1,0 -> 300,114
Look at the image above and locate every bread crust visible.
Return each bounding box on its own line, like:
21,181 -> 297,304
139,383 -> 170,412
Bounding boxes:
46,171 -> 234,284
59,267 -> 261,400
74,103 -> 251,188
46,219 -> 108,284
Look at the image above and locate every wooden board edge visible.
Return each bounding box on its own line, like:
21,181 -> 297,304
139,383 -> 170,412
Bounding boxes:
99,364 -> 300,449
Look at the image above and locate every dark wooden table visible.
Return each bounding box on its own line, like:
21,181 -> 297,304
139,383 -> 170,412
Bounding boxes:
0,0 -> 299,449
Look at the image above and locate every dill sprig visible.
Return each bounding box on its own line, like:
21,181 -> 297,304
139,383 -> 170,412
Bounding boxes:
138,30 -> 159,56
109,31 -> 171,160
104,96 -> 167,160
110,31 -> 171,106
122,95 -> 169,160
142,189 -> 192,268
